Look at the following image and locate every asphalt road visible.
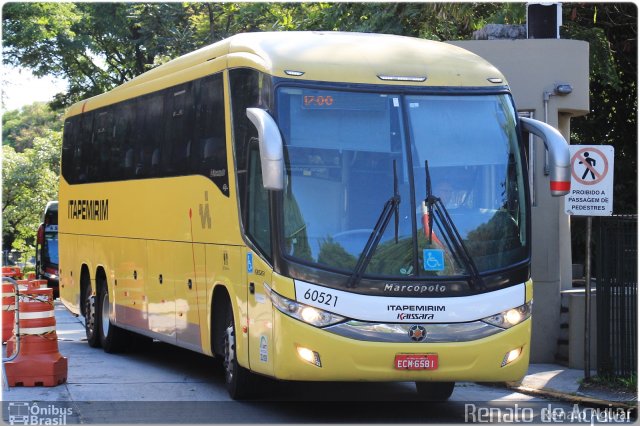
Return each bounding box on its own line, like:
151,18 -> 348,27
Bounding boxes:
2,302 -> 586,424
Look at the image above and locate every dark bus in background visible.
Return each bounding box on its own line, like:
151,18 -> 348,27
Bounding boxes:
36,201 -> 59,296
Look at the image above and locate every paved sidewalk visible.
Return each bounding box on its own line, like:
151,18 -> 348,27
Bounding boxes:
510,363 -> 637,409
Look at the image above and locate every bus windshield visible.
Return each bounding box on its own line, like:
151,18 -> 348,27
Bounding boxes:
276,87 -> 527,279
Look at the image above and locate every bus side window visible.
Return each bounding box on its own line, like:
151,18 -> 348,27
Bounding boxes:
246,140 -> 271,257
137,93 -> 164,178
230,68 -> 274,257
77,112 -> 94,183
61,117 -> 79,184
92,110 -> 114,181
231,69 -> 260,222
163,82 -> 194,176
194,73 -> 228,195
115,101 -> 136,181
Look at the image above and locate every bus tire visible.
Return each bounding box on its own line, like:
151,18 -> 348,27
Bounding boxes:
98,280 -> 129,353
223,302 -> 255,400
82,275 -> 101,348
415,381 -> 455,401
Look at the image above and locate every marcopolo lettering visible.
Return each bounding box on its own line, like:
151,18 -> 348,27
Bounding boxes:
383,283 -> 446,293
68,199 -> 109,221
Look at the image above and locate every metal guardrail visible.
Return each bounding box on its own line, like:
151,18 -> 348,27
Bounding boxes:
2,277 -> 21,391
595,215 -> 637,378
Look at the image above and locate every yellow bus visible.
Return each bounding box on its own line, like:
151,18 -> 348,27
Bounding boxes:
59,31 -> 571,400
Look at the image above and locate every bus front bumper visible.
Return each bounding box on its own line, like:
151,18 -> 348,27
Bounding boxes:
272,312 -> 531,382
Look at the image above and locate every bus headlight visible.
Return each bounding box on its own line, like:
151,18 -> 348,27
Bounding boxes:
482,301 -> 532,329
264,284 -> 345,328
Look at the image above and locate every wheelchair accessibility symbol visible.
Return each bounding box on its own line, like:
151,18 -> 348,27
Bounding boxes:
423,249 -> 445,271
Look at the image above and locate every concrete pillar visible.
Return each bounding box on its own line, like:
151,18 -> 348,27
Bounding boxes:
449,40 -> 590,362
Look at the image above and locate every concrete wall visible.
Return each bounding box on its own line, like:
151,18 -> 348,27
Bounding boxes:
564,290 -> 598,369
449,40 -> 590,362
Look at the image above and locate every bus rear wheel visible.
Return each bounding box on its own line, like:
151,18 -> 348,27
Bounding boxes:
415,381 -> 455,401
83,281 -> 100,348
98,281 -> 129,353
223,303 -> 255,399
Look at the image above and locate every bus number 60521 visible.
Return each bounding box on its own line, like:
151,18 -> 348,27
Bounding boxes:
303,289 -> 338,308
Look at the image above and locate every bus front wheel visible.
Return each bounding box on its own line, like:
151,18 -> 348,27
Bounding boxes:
223,304 -> 255,399
415,381 -> 455,401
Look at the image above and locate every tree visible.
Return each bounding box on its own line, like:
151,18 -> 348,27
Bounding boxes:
1,3 -> 525,106
2,131 -> 60,251
2,3 -> 197,107
2,101 -> 63,251
2,102 -> 63,152
308,3 -> 524,40
563,3 -> 637,214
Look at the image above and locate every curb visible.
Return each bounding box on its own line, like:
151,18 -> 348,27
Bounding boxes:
507,384 -> 638,411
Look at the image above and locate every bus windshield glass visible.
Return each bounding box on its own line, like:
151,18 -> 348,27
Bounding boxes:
276,87 -> 527,279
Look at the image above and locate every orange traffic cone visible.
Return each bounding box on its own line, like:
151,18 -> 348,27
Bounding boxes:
2,266 -> 23,280
5,280 -> 45,351
2,282 -> 16,343
4,286 -> 67,387
27,279 -> 48,290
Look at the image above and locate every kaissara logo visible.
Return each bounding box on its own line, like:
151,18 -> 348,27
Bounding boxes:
397,313 -> 435,321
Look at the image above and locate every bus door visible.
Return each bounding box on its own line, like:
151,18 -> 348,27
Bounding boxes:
246,251 -> 274,375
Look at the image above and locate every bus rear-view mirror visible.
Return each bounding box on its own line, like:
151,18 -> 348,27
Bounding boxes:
246,108 -> 284,191
520,117 -> 571,196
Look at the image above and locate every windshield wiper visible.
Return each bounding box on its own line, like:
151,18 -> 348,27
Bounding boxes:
424,160 -> 485,292
347,160 -> 401,289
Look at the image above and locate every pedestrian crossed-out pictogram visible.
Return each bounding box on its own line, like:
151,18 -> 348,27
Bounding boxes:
571,147 -> 609,185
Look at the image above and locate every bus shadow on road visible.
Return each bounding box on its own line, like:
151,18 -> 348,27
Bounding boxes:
123,340 -> 437,402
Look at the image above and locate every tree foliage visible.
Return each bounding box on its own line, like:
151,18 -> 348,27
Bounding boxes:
2,131 -> 60,251
563,3 -> 637,214
2,2 -> 528,106
3,3 -> 202,107
314,3 -> 524,40
2,102 -> 63,152
2,102 -> 63,250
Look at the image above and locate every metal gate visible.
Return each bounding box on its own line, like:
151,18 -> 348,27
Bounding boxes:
595,215 -> 637,377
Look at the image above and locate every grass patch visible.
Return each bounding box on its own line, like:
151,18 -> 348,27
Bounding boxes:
582,374 -> 637,393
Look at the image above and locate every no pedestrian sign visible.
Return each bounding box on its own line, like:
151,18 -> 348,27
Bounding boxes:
564,145 -> 614,216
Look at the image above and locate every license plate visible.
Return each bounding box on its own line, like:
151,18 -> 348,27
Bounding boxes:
394,354 -> 438,370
